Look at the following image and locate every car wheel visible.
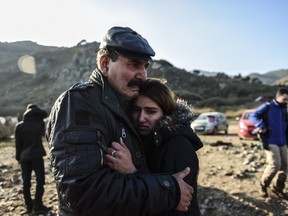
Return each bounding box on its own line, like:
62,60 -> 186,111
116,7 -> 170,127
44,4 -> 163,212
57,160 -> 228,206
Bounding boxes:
212,127 -> 218,135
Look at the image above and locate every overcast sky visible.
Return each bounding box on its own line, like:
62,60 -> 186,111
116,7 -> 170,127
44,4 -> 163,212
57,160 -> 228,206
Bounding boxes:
1,0 -> 287,76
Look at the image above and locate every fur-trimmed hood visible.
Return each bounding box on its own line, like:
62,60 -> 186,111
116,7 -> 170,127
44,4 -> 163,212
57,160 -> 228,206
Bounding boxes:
150,101 -> 203,151
157,102 -> 194,130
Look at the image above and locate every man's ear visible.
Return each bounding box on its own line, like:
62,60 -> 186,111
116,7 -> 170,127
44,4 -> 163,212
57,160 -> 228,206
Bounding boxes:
99,56 -> 109,76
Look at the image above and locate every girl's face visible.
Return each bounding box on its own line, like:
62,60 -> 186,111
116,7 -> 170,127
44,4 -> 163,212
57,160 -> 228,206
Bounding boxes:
131,95 -> 163,136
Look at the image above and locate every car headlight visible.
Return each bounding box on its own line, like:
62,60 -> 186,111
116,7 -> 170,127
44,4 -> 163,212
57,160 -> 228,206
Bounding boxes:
239,122 -> 247,129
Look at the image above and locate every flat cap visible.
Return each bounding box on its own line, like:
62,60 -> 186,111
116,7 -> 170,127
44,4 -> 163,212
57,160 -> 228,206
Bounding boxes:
100,26 -> 155,60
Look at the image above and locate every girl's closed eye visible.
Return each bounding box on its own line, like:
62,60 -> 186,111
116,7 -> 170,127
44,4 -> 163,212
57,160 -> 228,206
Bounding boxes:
146,108 -> 158,115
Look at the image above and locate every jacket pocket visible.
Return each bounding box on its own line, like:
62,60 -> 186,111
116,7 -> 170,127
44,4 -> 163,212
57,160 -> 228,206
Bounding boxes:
61,129 -> 105,176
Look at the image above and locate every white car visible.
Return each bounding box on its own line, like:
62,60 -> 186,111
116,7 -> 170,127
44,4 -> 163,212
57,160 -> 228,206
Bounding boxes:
191,112 -> 229,135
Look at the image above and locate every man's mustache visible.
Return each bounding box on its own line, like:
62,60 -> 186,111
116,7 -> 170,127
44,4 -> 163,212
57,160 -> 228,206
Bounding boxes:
128,79 -> 145,88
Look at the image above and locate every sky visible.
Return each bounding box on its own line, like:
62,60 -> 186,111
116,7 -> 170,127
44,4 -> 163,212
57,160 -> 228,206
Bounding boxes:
1,0 -> 288,76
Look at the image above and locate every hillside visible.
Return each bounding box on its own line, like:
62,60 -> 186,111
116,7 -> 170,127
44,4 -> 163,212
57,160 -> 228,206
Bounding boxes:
0,41 -> 287,116
249,70 -> 288,85
0,41 -> 58,68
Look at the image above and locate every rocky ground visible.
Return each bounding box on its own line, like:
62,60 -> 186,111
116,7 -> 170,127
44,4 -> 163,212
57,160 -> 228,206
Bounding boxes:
197,123 -> 288,216
0,122 -> 288,216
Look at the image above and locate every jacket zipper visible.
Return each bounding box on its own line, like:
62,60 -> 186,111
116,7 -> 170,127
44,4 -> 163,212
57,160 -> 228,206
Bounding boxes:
120,123 -> 126,138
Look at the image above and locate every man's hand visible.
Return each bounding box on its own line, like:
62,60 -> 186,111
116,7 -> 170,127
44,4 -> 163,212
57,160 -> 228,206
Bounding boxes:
252,127 -> 267,134
173,167 -> 193,211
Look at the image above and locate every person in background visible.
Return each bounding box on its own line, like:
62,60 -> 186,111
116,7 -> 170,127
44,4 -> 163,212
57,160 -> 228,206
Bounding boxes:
15,104 -> 50,214
46,26 -> 193,216
106,78 -> 203,215
250,88 -> 288,199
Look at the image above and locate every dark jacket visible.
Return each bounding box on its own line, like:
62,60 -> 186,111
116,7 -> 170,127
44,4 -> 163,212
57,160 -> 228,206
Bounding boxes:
46,69 -> 181,216
143,103 -> 203,216
15,105 -> 47,162
249,99 -> 288,146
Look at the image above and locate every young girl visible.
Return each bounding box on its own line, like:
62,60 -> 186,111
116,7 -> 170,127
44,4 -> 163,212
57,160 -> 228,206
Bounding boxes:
107,78 -> 203,215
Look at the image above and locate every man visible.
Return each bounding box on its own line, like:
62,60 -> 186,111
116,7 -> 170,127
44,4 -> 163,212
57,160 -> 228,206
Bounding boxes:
46,26 -> 193,216
250,88 -> 288,199
15,104 -> 50,214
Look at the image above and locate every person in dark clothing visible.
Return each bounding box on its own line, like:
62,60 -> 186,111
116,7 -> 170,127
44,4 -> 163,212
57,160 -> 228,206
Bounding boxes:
106,78 -> 203,216
15,104 -> 50,214
46,26 -> 193,216
249,88 -> 288,199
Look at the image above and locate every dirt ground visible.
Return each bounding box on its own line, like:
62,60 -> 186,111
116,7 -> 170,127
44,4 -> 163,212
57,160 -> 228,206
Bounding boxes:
197,122 -> 288,216
0,121 -> 288,216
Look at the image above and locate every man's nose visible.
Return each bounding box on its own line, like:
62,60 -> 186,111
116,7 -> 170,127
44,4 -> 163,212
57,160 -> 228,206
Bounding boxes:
135,68 -> 147,80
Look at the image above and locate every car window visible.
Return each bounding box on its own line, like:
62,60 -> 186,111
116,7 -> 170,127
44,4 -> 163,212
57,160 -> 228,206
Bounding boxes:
243,112 -> 252,120
198,115 -> 208,120
207,116 -> 216,122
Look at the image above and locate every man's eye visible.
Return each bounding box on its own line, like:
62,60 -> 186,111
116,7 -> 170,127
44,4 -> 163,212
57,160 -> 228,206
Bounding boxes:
127,63 -> 139,70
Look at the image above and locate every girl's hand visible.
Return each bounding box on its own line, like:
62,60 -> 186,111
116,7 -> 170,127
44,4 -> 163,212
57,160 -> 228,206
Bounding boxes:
106,138 -> 137,174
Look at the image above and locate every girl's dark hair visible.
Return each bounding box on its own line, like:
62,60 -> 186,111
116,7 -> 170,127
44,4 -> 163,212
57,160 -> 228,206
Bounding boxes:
138,78 -> 176,115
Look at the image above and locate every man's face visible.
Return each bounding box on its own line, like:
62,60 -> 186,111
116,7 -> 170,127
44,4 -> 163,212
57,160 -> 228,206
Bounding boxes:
277,94 -> 288,105
131,95 -> 163,136
105,55 -> 149,100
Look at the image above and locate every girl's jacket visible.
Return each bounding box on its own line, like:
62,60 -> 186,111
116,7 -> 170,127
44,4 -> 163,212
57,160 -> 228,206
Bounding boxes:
143,102 -> 203,216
